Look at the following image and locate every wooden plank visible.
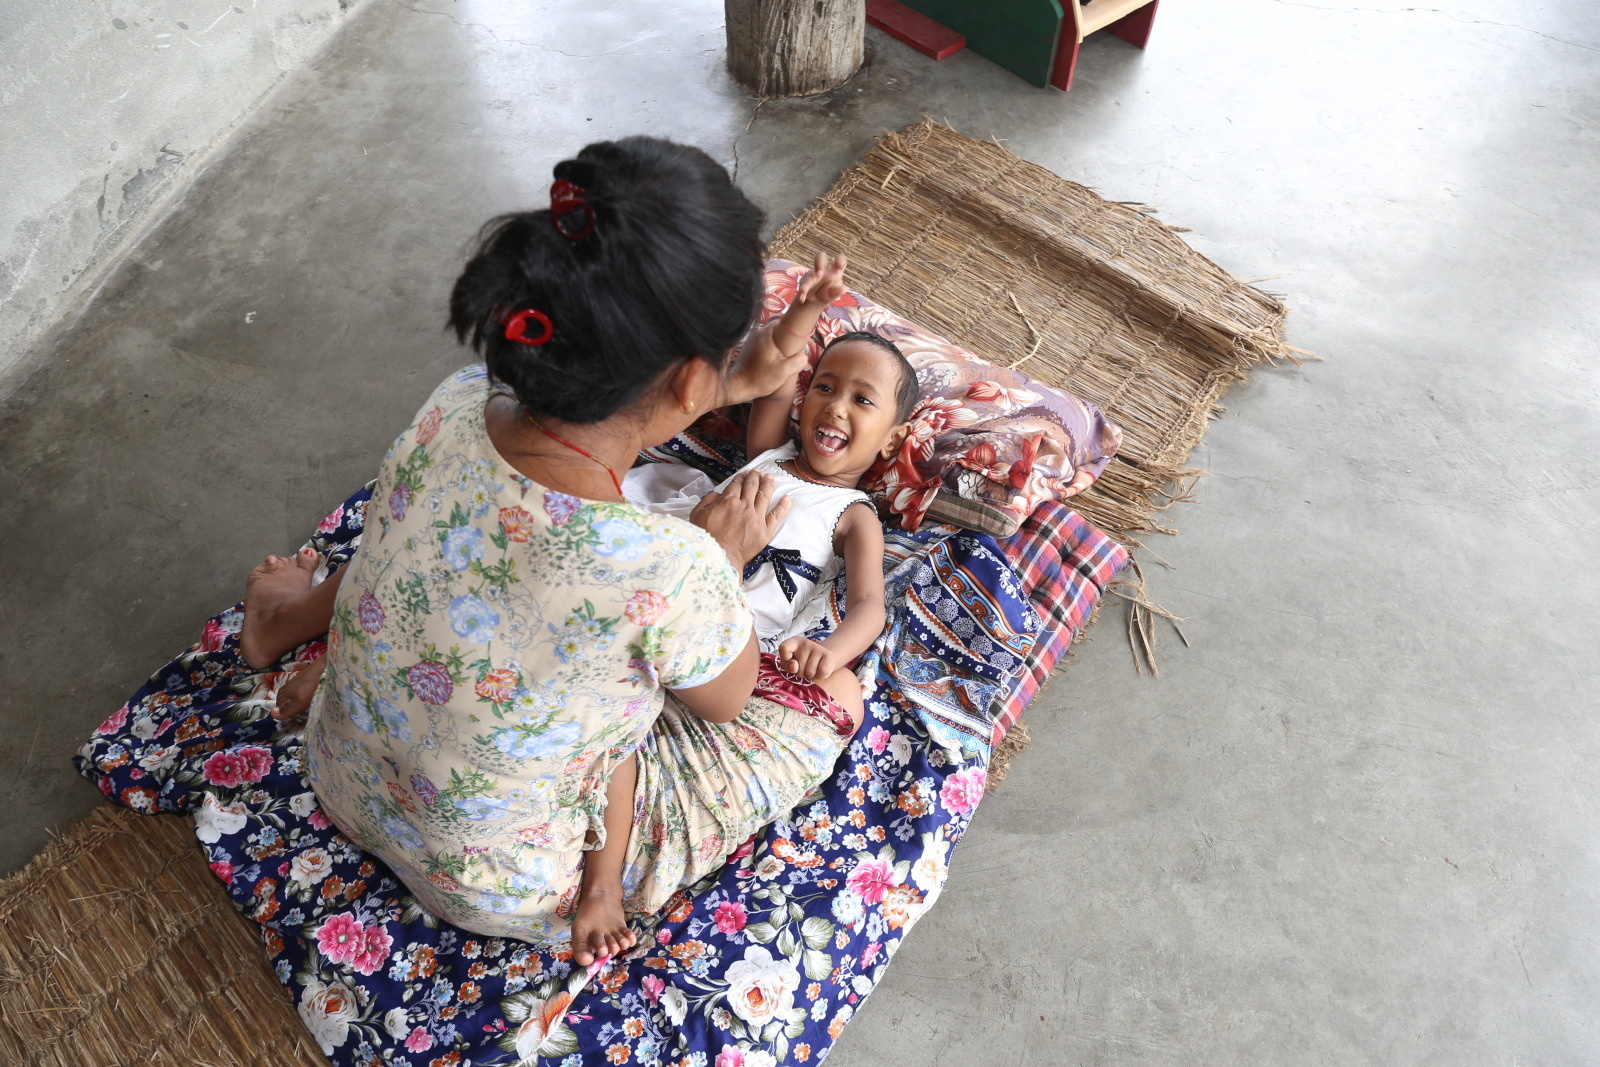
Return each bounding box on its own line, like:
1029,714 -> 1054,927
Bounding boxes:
1079,0 -> 1153,37
867,0 -> 967,60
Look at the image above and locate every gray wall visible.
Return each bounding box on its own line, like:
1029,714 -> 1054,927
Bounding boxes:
0,0 -> 370,386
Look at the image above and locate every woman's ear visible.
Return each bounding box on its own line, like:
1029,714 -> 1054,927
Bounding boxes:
667,357 -> 720,414
879,423 -> 911,460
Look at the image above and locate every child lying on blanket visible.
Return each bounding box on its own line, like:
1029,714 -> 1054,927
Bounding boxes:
624,254 -> 917,696
249,254 -> 918,715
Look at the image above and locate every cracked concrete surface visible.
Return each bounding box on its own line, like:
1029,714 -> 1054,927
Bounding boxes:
0,0 -> 372,383
3,0 -> 1598,1062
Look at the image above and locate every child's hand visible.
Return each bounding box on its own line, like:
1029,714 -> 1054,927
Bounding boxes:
795,251 -> 847,310
777,637 -> 838,682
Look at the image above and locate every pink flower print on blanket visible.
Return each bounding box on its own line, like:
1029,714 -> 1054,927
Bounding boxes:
202,746 -> 273,787
845,857 -> 897,905
939,767 -> 987,815
316,913 -> 394,976
713,900 -> 748,935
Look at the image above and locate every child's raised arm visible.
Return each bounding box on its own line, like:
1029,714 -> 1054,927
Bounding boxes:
776,500 -> 885,681
745,252 -> 848,457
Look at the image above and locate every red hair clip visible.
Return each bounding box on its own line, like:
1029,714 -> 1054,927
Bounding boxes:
504,308 -> 554,346
550,180 -> 596,242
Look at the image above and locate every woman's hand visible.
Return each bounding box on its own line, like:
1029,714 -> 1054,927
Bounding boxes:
720,251 -> 848,406
722,330 -> 809,408
271,655 -> 327,722
689,470 -> 792,569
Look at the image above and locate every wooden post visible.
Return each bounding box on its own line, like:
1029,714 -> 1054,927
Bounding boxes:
725,0 -> 865,97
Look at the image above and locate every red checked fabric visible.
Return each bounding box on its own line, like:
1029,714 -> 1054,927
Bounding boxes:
993,500 -> 1129,743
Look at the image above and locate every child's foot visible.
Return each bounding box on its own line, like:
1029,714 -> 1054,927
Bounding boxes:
240,549 -> 319,669
570,886 -> 636,967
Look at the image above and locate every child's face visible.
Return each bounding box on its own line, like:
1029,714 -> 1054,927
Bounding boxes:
794,340 -> 909,487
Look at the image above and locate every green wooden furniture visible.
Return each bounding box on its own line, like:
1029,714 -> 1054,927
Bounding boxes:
898,0 -> 1158,90
904,0 -> 1064,87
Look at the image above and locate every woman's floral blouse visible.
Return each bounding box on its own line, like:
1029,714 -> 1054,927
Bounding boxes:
307,366 -> 751,941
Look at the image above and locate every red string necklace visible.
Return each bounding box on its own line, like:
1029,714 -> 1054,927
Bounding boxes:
530,420 -> 624,499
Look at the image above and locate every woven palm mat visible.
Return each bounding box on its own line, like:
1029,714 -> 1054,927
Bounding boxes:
0,804 -> 326,1066
0,119 -> 1289,1066
770,118 -> 1294,778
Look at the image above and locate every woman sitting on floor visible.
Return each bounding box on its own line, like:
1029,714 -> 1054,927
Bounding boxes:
231,136 -> 863,965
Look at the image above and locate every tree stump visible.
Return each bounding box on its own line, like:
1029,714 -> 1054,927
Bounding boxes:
724,0 -> 865,97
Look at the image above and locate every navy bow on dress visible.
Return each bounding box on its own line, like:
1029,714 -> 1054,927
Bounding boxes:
743,546 -> 822,602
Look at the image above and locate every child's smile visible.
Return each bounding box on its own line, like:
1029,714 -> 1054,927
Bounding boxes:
812,424 -> 849,456
789,339 -> 909,488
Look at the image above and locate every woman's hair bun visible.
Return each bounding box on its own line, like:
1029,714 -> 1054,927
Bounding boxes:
448,137 -> 765,425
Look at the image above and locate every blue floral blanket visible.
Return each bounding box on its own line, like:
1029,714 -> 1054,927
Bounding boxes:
77,482 -> 1113,1066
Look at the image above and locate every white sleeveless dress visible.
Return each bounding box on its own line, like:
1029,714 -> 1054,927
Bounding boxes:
623,442 -> 870,650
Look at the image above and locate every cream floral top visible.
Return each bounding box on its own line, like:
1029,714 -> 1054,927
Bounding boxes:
306,365 -> 750,938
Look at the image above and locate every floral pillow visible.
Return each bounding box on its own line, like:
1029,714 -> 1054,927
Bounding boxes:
743,259 -> 1121,536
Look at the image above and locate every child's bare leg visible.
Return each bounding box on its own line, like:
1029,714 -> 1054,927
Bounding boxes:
815,667 -> 866,736
239,548 -> 344,669
571,753 -> 639,967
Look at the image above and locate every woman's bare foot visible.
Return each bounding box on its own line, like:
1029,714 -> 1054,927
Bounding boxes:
240,549 -> 319,669
272,656 -> 328,721
570,886 -> 636,967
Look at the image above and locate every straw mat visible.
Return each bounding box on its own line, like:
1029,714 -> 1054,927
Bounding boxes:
0,120 -> 1287,1064
771,118 -> 1292,544
0,804 -> 326,1066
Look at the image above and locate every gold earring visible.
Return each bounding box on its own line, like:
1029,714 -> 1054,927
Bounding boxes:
684,400 -> 696,414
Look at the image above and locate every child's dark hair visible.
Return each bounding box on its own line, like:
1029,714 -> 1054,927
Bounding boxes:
822,331 -> 920,422
449,137 -> 765,424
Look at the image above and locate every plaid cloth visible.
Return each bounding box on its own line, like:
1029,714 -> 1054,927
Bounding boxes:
993,500 -> 1130,744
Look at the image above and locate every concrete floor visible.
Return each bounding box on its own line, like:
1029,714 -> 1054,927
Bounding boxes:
4,0 -> 1598,1062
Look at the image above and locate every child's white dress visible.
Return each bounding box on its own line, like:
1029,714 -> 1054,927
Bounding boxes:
623,442 -> 870,650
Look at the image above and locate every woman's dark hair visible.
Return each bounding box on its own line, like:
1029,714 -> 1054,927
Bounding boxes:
822,331 -> 921,422
449,137 -> 766,423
